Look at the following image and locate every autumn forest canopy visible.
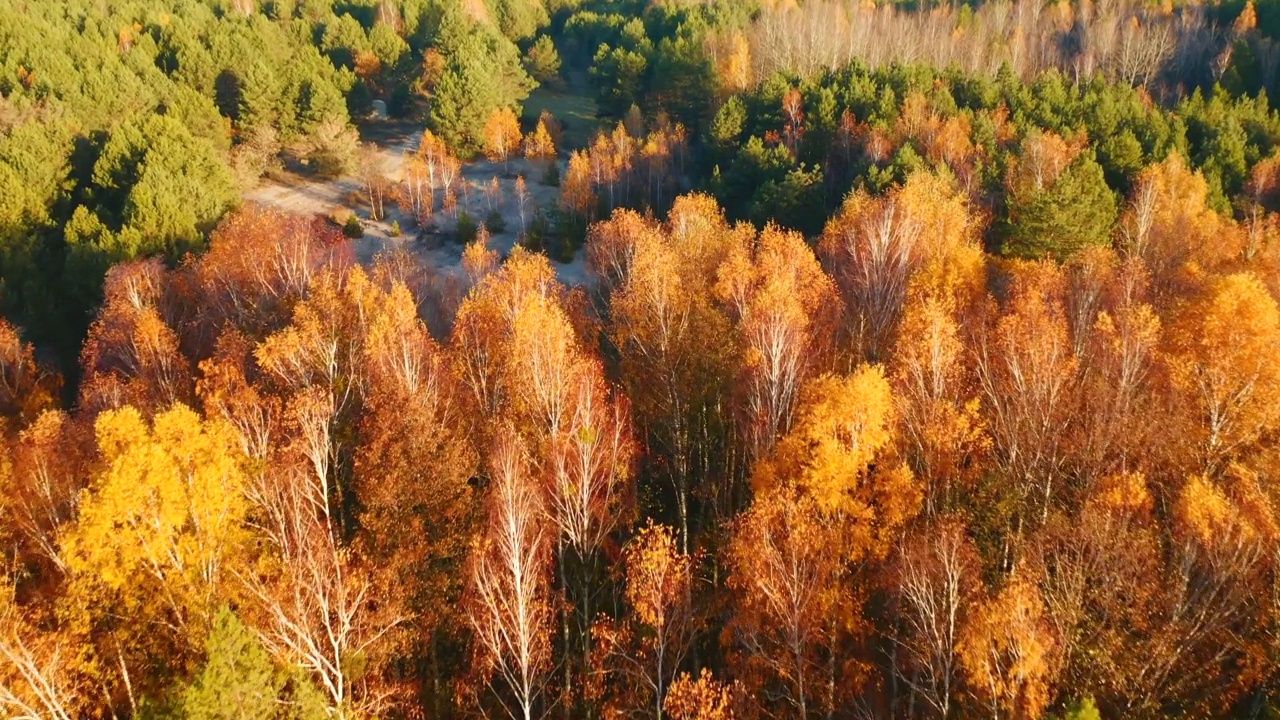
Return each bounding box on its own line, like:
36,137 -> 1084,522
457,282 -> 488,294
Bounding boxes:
12,0 -> 1280,718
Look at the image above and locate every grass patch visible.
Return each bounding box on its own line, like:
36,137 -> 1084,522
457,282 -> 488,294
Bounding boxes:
523,87 -> 601,152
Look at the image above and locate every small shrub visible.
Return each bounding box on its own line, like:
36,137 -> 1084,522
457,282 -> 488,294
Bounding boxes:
456,211 -> 479,244
542,163 -> 560,187
343,214 -> 364,238
553,235 -> 575,264
390,220 -> 402,237
484,209 -> 507,234
524,208 -> 552,252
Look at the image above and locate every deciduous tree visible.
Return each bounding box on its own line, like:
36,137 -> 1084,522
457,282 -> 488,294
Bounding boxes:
974,262 -> 1078,535
0,580 -> 78,720
466,430 -> 553,720
62,405 -> 251,700
485,107 -> 524,169
0,319 -> 57,426
715,226 -> 841,460
889,520 -> 982,719
958,576 -> 1057,720
725,489 -> 843,719
593,523 -> 696,719
664,670 -> 744,720
820,170 -> 982,361
0,411 -> 89,576
1163,272 -> 1280,473
79,260 -> 192,416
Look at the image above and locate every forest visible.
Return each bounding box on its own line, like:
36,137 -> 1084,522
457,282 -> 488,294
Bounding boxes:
8,0 -> 1280,718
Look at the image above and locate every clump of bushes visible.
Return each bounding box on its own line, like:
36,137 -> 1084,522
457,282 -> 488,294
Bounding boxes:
456,211 -> 479,244
343,214 -> 364,238
485,209 -> 507,234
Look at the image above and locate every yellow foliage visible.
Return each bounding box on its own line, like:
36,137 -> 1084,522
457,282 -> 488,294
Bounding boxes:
462,229 -> 499,285
524,119 -> 557,161
1122,154 -> 1242,287
753,367 -> 920,562
958,577 -> 1057,720
483,107 -> 523,164
1176,475 -> 1244,546
892,290 -> 990,492
1234,0 -> 1258,34
664,669 -> 741,720
1089,471 -> 1153,516
1176,467 -> 1278,547
61,404 -> 250,682
820,169 -> 984,359
757,368 -> 895,509
67,406 -> 248,602
716,31 -> 752,92
1165,272 -> 1280,470
623,522 -> 693,636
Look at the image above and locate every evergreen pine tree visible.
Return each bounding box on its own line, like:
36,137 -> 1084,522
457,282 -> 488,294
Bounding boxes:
181,608 -> 282,720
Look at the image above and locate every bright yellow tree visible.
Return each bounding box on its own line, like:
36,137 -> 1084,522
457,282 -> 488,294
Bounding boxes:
753,366 -> 920,563
483,106 -> 523,168
958,576 -> 1057,720
1164,272 -> 1280,473
62,405 -> 251,696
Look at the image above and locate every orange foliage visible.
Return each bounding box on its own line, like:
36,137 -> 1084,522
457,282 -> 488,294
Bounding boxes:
725,488 -> 845,718
975,261 -> 1079,528
958,576 -> 1057,720
0,320 -> 58,427
664,670 -> 744,720
1120,154 -> 1241,296
483,107 -> 523,166
1163,272 -> 1280,472
820,169 -> 983,360
80,260 -> 193,416
716,225 -> 842,459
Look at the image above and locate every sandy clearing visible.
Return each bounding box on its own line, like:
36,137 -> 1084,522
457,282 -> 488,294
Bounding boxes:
243,128 -> 591,288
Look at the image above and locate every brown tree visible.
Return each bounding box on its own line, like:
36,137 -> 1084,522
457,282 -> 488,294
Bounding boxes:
725,488 -> 843,719
79,260 -> 193,416
242,461 -> 403,716
0,580 -> 78,720
358,144 -> 391,221
187,205 -> 344,344
0,411 -> 89,576
1025,472 -> 1160,712
974,262 -> 1078,537
0,319 -> 58,426
355,280 -> 480,710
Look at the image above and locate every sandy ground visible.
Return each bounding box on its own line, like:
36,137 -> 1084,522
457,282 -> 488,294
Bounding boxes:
244,127 -> 590,287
